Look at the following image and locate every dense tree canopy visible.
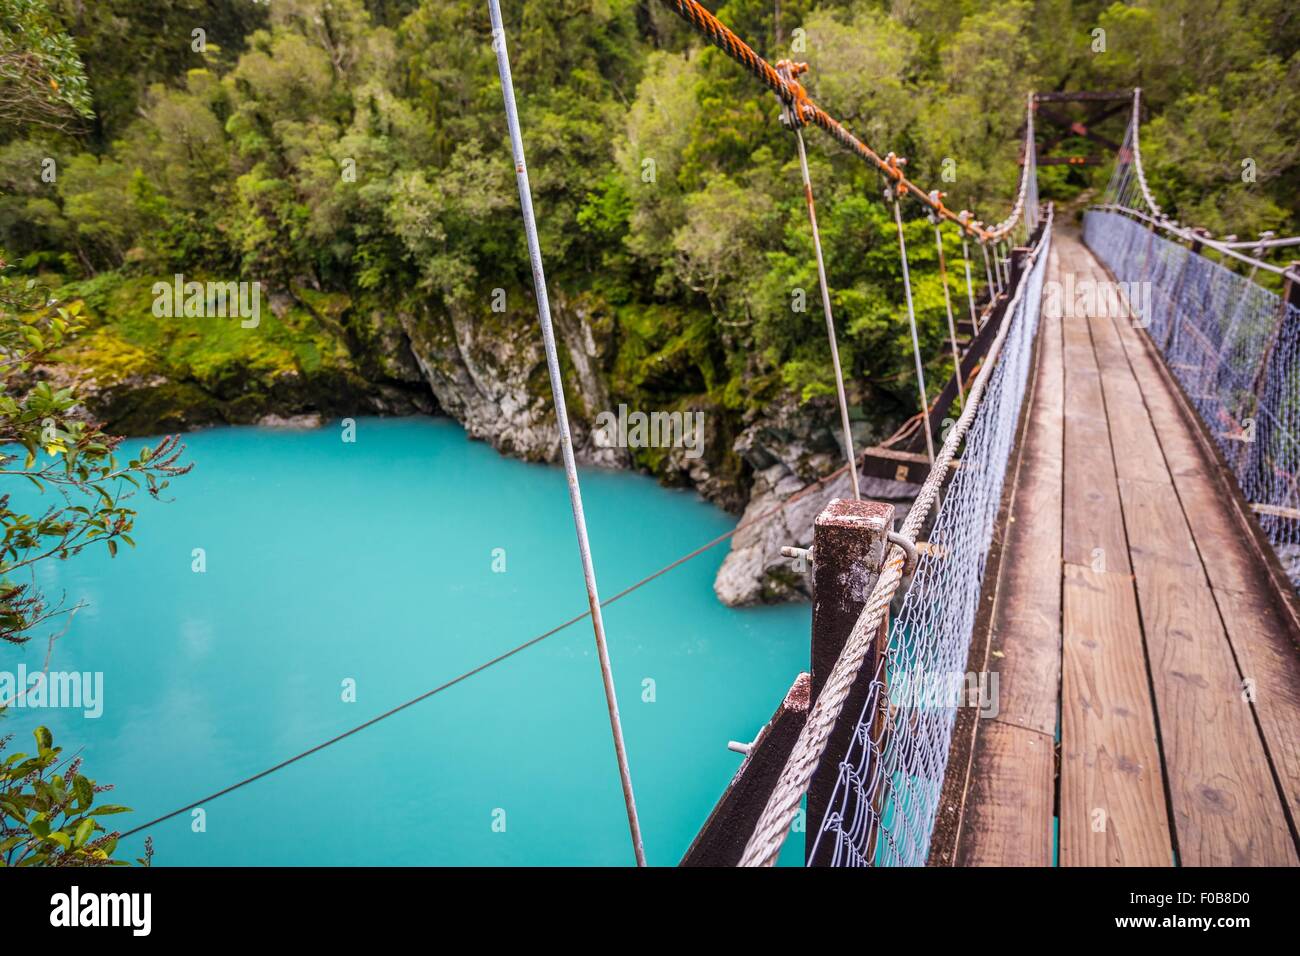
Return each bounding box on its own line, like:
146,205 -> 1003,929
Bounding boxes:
0,0 -> 1295,422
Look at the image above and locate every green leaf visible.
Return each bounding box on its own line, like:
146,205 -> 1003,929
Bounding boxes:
74,818 -> 94,847
33,726 -> 52,750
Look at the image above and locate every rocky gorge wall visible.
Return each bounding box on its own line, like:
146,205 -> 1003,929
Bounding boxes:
58,274 -> 912,607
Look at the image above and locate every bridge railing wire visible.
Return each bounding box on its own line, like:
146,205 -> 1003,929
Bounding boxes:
1085,209 -> 1300,592
739,207 -> 1054,867
811,211 -> 1053,867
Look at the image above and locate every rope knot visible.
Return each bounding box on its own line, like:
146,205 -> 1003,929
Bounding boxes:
883,151 -> 908,183
775,59 -> 814,127
927,189 -> 948,224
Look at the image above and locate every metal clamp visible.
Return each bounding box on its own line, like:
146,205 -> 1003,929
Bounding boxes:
886,530 -> 919,577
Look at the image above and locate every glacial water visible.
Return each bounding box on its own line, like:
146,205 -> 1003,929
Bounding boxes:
8,417 -> 809,866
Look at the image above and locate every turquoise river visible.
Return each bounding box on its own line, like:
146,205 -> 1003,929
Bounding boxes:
10,417 -> 809,865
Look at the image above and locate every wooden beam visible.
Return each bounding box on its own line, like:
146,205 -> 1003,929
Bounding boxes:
1033,155 -> 1103,166
681,674 -> 810,866
1034,104 -> 1121,151
1060,565 -> 1172,866
1033,90 -> 1132,102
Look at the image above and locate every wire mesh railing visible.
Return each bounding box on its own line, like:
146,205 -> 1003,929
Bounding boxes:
804,218 -> 1053,867
1084,209 -> 1300,592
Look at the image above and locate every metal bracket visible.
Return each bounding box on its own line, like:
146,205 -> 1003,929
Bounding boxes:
780,545 -> 813,573
887,530 -> 919,577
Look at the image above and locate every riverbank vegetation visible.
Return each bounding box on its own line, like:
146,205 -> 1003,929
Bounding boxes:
1,0 -> 1294,448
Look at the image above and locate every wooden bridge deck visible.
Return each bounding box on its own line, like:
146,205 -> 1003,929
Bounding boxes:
951,230 -> 1300,866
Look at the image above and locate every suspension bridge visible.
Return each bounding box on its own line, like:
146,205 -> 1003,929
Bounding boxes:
111,1 -> 1300,868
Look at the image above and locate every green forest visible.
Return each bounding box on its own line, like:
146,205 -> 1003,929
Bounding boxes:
0,0 -> 1298,872
2,0 -> 1297,500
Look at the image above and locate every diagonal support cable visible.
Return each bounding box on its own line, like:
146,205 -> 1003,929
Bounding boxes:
488,0 -> 646,867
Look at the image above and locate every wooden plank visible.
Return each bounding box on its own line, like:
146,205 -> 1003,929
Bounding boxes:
1108,312 -> 1211,479
945,285 -> 1063,866
988,283 -> 1064,737
1213,588 -> 1300,829
1063,375 -> 1131,572
1132,569 -> 1298,864
1117,477 -> 1204,578
1061,317 -> 1098,373
1168,471 -> 1259,595
990,436 -> 1062,737
1060,565 -> 1172,866
1080,276 -> 1173,485
1107,309 -> 1277,594
1097,380 -> 1166,483
682,674 -> 810,866
1109,300 -> 1300,639
956,721 -> 1055,866
1060,245 -> 1132,574
1086,302 -> 1137,374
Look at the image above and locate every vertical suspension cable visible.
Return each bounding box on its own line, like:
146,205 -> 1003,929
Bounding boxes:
488,0 -> 647,867
933,219 -> 965,407
961,237 -> 980,332
982,240 -> 999,295
780,63 -> 860,499
891,192 -> 935,461
795,127 -> 861,499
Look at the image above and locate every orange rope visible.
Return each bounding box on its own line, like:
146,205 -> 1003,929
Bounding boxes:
655,0 -> 1006,241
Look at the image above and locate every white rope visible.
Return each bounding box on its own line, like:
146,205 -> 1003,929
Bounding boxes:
984,94 -> 1037,240
1096,203 -> 1300,280
1216,235 -> 1300,251
1128,88 -> 1164,222
488,0 -> 647,867
739,205 -> 1054,867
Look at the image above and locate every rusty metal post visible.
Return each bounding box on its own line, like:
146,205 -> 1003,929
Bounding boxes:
806,497 -> 894,866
